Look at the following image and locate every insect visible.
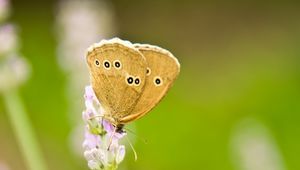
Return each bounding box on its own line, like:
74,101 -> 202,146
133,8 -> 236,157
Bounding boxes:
86,38 -> 180,131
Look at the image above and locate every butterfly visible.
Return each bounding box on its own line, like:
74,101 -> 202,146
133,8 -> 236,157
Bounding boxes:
86,38 -> 180,130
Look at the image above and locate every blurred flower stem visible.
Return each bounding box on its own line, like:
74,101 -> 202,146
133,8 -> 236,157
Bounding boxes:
1,0 -> 46,169
2,89 -> 48,170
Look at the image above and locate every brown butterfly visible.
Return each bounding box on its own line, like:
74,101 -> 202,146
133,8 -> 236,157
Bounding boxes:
86,38 -> 180,130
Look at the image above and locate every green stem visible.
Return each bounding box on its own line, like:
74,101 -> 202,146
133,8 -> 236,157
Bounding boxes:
3,89 -> 48,170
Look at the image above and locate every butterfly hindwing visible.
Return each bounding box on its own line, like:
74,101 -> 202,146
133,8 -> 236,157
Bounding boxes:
119,44 -> 180,124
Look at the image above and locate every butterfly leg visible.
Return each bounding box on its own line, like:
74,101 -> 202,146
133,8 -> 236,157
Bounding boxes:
107,126 -> 117,151
88,114 -> 104,120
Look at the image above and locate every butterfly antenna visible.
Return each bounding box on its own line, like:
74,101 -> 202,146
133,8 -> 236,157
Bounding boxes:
124,127 -> 148,144
125,135 -> 138,161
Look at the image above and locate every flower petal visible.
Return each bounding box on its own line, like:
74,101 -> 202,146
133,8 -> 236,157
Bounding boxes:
83,131 -> 100,149
102,120 -> 114,133
84,85 -> 95,101
116,145 -> 126,164
87,160 -> 100,170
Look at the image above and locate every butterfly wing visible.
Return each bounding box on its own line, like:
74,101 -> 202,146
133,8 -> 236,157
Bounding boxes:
119,44 -> 180,124
86,38 -> 147,123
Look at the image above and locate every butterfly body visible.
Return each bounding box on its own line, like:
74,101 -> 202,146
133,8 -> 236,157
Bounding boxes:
86,38 -> 180,128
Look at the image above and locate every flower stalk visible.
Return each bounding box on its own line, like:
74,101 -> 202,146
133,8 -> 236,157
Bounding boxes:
2,89 -> 48,170
0,0 -> 47,170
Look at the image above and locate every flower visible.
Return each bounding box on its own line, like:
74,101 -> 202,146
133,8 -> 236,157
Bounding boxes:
0,162 -> 10,170
83,86 -> 126,170
56,0 -> 116,74
0,0 -> 10,23
0,24 -> 29,92
0,24 -> 18,57
230,118 -> 286,170
0,55 -> 30,92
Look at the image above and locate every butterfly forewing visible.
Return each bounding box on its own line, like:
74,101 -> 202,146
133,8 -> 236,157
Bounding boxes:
86,39 -> 147,123
119,44 -> 180,124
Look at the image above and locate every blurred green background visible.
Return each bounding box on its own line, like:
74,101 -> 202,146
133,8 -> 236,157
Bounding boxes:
1,0 -> 300,170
